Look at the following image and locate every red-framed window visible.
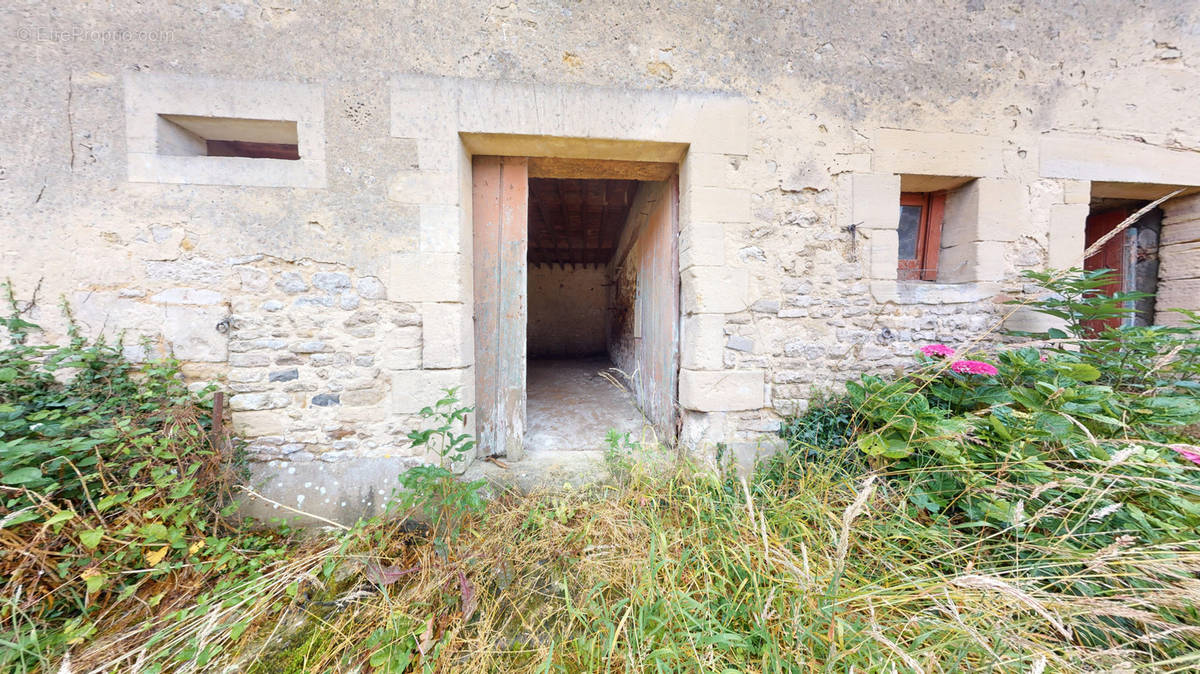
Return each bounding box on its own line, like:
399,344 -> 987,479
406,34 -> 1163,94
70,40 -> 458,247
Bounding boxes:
898,191 -> 946,281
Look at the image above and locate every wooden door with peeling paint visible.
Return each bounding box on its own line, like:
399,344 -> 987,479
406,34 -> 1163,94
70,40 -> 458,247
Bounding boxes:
472,156 -> 528,460
634,175 -> 680,441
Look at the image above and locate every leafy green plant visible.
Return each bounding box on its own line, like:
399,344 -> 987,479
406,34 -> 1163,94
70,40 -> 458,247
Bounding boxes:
392,388 -> 485,546
0,284 -> 295,671
778,393 -> 859,457
1010,268 -> 1200,394
1008,268 -> 1148,339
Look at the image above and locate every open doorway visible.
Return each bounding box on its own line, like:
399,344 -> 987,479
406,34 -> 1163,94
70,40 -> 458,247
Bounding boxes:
471,156 -> 679,460
526,178 -> 646,452
1086,184 -> 1168,330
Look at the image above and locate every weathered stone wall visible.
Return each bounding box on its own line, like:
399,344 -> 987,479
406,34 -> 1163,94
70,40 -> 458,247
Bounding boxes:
4,1 -> 1200,521
528,264 -> 607,358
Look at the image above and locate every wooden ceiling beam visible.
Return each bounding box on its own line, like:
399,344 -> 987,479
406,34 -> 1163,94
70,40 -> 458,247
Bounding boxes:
528,157 -> 676,181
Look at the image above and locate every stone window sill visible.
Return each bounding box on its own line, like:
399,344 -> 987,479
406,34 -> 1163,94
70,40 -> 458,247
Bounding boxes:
870,280 -> 1000,305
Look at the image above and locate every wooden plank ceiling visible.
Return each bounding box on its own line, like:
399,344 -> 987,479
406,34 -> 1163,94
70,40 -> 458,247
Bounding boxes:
528,178 -> 639,265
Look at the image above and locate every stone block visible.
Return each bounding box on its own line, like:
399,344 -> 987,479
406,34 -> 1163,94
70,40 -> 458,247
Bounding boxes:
1040,134 -> 1200,184
726,335 -> 754,352
269,368 -> 299,382
1004,306 -> 1066,335
230,392 -> 291,411
232,411 -> 286,440
1048,203 -> 1088,269
1156,278 -> 1200,325
685,186 -> 750,224
839,173 -> 901,231
938,241 -> 1008,283
387,325 -> 422,350
870,281 -> 1000,305
342,388 -> 386,406
357,276 -> 387,299
145,259 -> 229,285
163,305 -> 227,362
71,293 -> 163,336
311,393 -> 340,407
1061,179 -> 1091,204
388,253 -> 464,302
681,314 -> 725,370
873,128 -> 1005,178
230,354 -> 271,367
381,347 -> 421,370
1160,219 -> 1200,247
940,178 -> 1021,248
1158,245 -> 1200,281
392,369 -> 467,413
419,204 -> 462,253
1162,193 -> 1200,223
417,138 -> 458,171
289,340 -> 331,353
276,272 -> 309,294
674,95 -> 750,155
421,303 -> 471,369
679,369 -> 765,412
681,267 -> 748,314
312,272 -> 351,292
864,229 -> 899,280
387,170 -> 458,205
683,152 -> 743,189
679,222 -> 725,270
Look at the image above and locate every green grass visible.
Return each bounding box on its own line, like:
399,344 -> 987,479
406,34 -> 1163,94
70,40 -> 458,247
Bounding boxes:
57,448 -> 1199,673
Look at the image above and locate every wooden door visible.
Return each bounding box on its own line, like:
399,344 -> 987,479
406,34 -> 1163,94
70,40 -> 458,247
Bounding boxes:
1084,207 -> 1129,332
472,156 -> 528,460
634,176 -> 680,440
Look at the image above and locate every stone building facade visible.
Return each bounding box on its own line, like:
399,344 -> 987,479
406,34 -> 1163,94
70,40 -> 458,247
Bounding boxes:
3,2 -> 1200,522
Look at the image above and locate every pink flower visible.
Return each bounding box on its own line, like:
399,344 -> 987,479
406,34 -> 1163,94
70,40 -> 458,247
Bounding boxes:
949,359 -> 999,376
1169,444 -> 1200,467
920,344 -> 955,358
1039,353 -> 1049,362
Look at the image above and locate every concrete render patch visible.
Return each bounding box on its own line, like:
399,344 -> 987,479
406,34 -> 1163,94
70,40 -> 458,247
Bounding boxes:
239,457 -> 411,526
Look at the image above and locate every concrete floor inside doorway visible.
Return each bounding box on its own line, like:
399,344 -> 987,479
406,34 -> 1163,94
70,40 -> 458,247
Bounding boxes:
525,357 -> 646,453
463,357 -> 651,491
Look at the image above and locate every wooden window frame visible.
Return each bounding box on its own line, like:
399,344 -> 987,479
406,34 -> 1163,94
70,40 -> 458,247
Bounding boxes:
898,191 -> 946,282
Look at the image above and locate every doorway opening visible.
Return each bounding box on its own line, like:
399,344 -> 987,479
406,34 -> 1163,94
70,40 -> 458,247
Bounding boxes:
471,155 -> 680,460
526,178 -> 646,452
1086,183 -> 1172,331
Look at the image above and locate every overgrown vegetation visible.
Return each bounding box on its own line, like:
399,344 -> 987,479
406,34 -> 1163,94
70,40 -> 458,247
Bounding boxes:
0,282 -> 299,672
2,269 -> 1198,672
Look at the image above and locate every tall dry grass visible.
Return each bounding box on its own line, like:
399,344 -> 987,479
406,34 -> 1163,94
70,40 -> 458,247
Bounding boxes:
62,449 -> 1198,673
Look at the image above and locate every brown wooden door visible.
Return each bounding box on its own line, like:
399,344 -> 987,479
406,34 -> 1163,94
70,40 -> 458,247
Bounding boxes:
634,176 -> 680,440
472,156 -> 528,460
1084,207 -> 1129,332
